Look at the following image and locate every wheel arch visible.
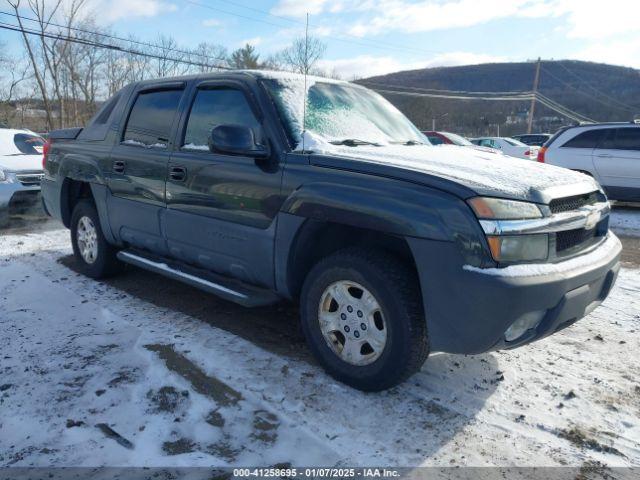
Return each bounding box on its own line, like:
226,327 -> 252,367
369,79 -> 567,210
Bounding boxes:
276,214 -> 420,301
60,179 -> 116,244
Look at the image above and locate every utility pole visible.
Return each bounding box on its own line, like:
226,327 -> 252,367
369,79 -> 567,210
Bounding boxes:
527,57 -> 541,134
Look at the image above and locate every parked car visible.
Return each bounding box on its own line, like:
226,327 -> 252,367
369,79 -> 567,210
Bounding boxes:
423,131 -> 502,154
471,136 -> 539,160
0,128 -> 46,227
512,133 -> 551,146
42,71 -> 621,391
539,122 -> 640,202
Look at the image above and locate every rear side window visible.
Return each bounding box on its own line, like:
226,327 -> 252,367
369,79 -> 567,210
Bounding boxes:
427,136 -> 444,145
123,89 -> 183,148
601,128 -> 640,151
13,133 -> 45,154
561,129 -> 608,148
182,88 -> 261,149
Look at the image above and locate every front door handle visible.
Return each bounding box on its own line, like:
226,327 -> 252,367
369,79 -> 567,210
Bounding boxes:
596,153 -> 612,158
113,160 -> 125,173
169,166 -> 187,182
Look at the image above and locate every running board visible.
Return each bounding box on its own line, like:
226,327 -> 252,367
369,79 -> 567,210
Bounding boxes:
117,250 -> 280,307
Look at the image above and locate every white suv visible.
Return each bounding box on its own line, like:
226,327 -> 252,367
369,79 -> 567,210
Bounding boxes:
539,122 -> 640,202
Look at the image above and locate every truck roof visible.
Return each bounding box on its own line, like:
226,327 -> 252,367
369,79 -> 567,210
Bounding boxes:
132,69 -> 349,89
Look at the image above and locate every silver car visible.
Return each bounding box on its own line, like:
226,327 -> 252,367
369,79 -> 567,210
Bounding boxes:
0,128 -> 46,227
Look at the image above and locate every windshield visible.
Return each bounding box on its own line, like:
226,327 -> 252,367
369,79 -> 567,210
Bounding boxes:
263,78 -> 426,147
503,137 -> 527,147
442,132 -> 472,146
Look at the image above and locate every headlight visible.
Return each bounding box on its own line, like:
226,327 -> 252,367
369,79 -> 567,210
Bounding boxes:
486,234 -> 549,262
0,168 -> 6,182
468,197 -> 543,220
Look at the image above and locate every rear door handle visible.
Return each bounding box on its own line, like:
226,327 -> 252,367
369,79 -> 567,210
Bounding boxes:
113,160 -> 125,173
169,166 -> 187,182
596,153 -> 612,158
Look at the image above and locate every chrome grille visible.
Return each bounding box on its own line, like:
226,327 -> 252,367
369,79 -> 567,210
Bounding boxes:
15,172 -> 44,186
556,227 -> 597,252
549,191 -> 603,214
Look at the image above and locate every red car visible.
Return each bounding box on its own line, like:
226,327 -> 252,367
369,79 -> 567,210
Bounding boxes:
423,131 -> 503,155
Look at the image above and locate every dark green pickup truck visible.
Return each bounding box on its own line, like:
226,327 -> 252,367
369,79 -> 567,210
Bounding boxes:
41,70 -> 621,391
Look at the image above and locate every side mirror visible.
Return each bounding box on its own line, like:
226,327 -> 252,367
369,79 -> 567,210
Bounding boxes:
209,124 -> 269,158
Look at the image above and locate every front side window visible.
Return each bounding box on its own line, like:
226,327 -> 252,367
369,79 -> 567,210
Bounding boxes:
13,133 -> 45,154
562,129 -> 608,149
183,88 -> 261,150
123,89 -> 183,148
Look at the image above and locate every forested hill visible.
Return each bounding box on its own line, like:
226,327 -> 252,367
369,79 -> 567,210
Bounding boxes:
359,60 -> 640,137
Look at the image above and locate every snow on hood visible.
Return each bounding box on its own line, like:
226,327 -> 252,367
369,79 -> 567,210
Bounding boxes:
298,131 -> 600,202
0,154 -> 43,172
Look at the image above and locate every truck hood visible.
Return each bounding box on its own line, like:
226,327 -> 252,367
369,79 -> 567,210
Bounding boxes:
0,154 -> 43,172
308,142 -> 599,203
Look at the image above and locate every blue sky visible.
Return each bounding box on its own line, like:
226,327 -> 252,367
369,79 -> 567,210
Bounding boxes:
2,0 -> 640,78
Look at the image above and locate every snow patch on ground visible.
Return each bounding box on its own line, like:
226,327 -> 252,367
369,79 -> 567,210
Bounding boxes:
1,228 -> 640,467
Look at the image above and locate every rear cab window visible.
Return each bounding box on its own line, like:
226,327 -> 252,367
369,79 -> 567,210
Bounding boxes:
13,133 -> 45,154
122,88 -> 183,149
182,87 -> 261,151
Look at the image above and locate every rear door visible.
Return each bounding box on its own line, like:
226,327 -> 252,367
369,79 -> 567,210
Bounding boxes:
592,127 -> 640,201
164,80 -> 284,288
107,83 -> 185,253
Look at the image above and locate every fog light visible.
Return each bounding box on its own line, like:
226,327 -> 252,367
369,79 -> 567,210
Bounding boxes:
504,311 -> 545,342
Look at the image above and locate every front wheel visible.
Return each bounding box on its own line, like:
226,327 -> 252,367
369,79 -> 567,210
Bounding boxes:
70,199 -> 122,279
300,248 -> 429,391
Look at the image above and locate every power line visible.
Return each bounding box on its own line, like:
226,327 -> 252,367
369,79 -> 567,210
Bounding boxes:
372,88 -> 535,101
207,0 -> 447,56
0,21 -> 233,71
359,81 -> 533,96
0,10 -> 228,62
556,61 -> 640,111
368,85 -> 596,123
541,65 -> 636,114
183,0 -> 445,56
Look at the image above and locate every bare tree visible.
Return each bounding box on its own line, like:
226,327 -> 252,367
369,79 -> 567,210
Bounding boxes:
0,42 -> 31,127
277,36 -> 326,75
189,42 -> 228,73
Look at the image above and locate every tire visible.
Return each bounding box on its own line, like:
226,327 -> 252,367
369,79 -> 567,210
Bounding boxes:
70,199 -> 122,279
300,248 -> 429,391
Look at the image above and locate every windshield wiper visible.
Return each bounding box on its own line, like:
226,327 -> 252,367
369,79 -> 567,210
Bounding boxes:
329,139 -> 382,147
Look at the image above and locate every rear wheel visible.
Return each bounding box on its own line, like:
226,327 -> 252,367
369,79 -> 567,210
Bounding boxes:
70,199 -> 122,279
300,248 -> 429,391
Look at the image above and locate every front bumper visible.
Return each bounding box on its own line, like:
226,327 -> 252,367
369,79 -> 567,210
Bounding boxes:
0,180 -> 42,223
408,233 -> 621,354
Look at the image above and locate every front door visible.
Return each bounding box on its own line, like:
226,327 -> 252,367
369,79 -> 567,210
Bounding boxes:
107,84 -> 185,253
593,127 -> 640,201
165,82 -> 284,288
